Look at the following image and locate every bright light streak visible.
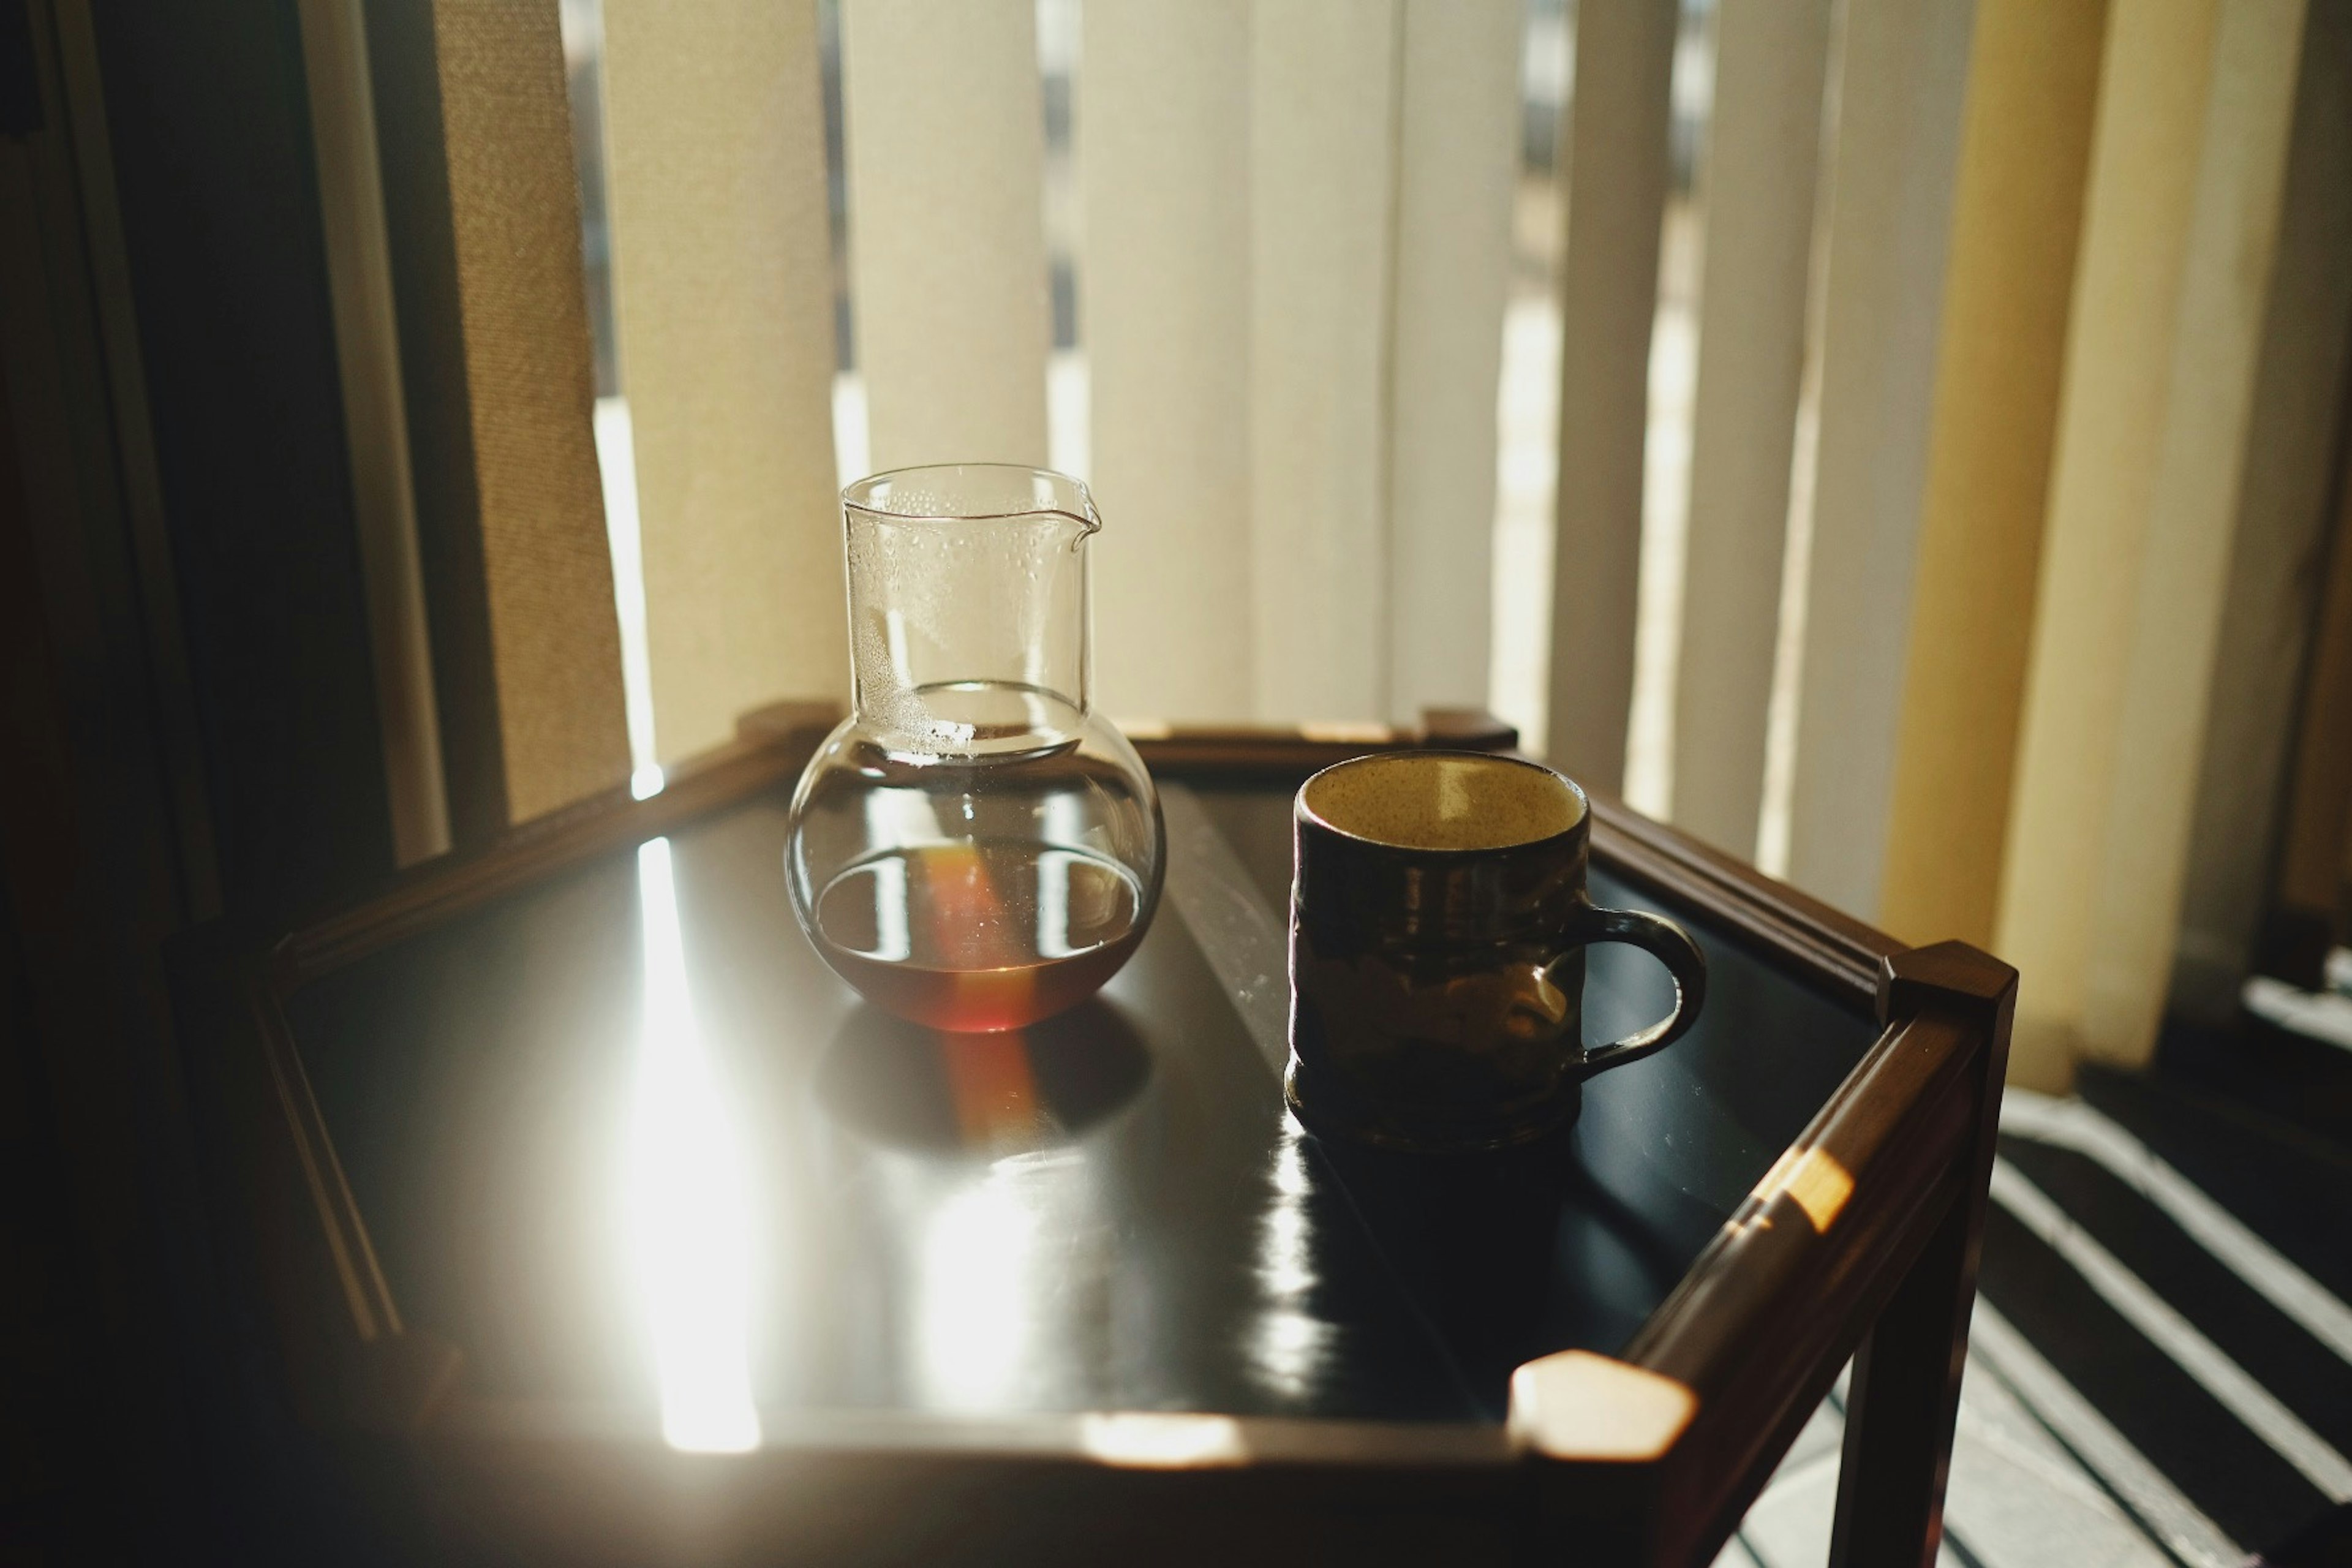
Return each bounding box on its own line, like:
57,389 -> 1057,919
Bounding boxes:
1246,1120 -> 1332,1398
1036,850 -> 1076,958
1079,1412 -> 1248,1468
1035,792 -> 1089,958
625,837 -> 760,1452
915,1164 -> 1042,1411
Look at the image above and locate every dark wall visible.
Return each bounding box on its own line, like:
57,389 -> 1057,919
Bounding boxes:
88,0 -> 393,921
4,2 -> 425,1560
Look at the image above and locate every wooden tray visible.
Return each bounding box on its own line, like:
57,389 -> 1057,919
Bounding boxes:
168,706 -> 2012,1567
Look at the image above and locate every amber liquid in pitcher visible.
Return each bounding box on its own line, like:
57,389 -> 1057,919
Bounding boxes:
810,840 -> 1144,1031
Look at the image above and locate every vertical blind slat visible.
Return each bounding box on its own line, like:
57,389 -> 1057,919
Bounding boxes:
2171,0 -> 2352,1019
603,0 -> 844,764
1999,0 -> 2309,1081
2078,0 -> 2311,1063
1781,0 -> 1977,915
2233,0 -> 2352,961
1544,0 -> 1679,791
1385,0 -> 1521,726
1996,0 -> 2227,1080
2273,431 -> 2352,926
1248,0 -> 1402,721
424,0 -> 633,824
1080,0 -> 1254,722
841,0 -> 1051,471
297,0 -> 451,863
1668,0 -> 1833,854
1875,0 -> 2109,951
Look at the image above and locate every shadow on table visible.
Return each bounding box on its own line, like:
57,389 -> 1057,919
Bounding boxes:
813,999 -> 1154,1157
1314,1124 -> 1693,1412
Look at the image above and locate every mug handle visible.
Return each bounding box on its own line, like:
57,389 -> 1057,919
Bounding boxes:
1544,905 -> 1708,1077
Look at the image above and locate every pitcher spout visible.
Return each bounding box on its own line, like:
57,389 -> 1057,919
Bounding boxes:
841,465 -> 1103,756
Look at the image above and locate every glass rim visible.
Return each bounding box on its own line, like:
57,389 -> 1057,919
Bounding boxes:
842,462 -> 1101,530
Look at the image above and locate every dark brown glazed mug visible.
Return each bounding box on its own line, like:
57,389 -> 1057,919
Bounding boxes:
1285,752 -> 1706,1151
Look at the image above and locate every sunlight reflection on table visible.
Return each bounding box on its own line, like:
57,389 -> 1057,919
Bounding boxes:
1247,1117 -> 1333,1398
625,837 -> 761,1453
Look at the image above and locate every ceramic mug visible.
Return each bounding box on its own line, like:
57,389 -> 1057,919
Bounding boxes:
1286,752 -> 1706,1151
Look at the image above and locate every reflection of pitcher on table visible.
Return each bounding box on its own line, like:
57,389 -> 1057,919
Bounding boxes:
786,466 -> 1165,1032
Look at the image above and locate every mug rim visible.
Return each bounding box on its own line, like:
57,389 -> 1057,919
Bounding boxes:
1295,749 -> 1589,856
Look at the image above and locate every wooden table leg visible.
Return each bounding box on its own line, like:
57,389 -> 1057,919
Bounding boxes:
1826,1191 -> 1977,1568
1830,942 -> 2016,1568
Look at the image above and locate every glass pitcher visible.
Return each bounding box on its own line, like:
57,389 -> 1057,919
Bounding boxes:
786,465 -> 1164,1033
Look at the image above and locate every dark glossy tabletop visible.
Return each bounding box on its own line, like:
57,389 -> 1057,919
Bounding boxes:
289,771 -> 1878,1443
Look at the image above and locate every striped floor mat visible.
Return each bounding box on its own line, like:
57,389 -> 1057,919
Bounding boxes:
1718,1080 -> 2352,1568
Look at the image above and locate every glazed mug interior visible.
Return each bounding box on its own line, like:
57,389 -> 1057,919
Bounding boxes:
1299,752 -> 1583,852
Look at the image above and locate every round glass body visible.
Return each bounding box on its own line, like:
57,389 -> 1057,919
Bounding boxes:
786,466 -> 1163,1032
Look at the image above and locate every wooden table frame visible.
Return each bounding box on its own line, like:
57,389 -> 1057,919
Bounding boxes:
172,707 -> 2012,1568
